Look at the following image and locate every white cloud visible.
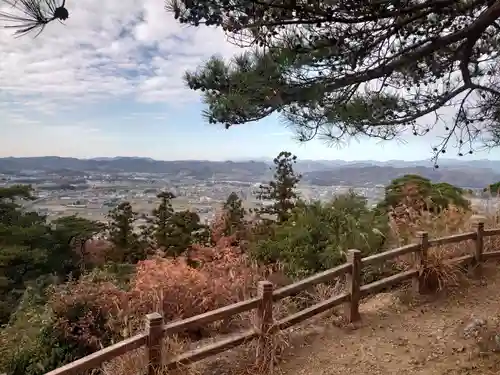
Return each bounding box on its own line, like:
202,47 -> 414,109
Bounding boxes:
0,0 -> 238,111
0,0 -> 244,158
2,1 -> 490,162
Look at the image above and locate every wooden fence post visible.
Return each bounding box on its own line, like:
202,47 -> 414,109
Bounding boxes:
473,220 -> 485,277
146,312 -> 164,375
256,280 -> 274,371
345,249 -> 362,323
413,231 -> 429,294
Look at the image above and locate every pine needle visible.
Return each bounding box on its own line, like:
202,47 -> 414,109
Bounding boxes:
0,0 -> 68,38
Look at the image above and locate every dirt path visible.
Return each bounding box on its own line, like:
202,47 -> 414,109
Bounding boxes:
279,263 -> 500,375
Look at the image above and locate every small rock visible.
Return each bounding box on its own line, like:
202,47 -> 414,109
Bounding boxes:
408,358 -> 421,365
463,318 -> 487,338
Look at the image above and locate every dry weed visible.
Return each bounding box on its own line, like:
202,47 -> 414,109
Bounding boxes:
101,335 -> 193,375
422,246 -> 469,292
53,193 -> 500,375
389,204 -> 472,246
387,193 -> 485,294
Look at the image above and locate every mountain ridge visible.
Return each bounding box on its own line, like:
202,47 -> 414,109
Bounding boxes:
1,156 -> 499,188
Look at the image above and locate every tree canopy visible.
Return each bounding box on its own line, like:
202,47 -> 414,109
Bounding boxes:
4,1 -> 500,163
165,0 -> 500,164
255,151 -> 301,222
484,180 -> 500,195
250,191 -> 388,278
380,174 -> 470,213
0,185 -> 104,325
222,192 -> 246,236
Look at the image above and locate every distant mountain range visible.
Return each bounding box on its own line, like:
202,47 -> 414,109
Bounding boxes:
1,156 -> 499,189
0,157 -> 269,179
303,165 -> 500,188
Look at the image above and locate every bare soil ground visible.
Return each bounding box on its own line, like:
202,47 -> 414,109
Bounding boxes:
277,262 -> 500,375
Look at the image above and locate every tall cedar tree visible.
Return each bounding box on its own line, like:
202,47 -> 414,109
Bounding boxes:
223,192 -> 246,236
107,201 -> 145,263
163,0 -> 500,165
256,151 -> 301,223
151,191 -> 176,248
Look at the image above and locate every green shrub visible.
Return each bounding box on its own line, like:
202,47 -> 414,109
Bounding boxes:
380,174 -> 470,213
2,327 -> 82,375
250,191 -> 388,278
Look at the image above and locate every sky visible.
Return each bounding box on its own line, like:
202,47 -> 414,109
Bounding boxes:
1,0 -> 500,162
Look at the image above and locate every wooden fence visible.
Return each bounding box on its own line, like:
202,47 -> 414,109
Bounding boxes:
44,221 -> 500,375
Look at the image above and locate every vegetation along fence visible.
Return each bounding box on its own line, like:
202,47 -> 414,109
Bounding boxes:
45,220 -> 500,375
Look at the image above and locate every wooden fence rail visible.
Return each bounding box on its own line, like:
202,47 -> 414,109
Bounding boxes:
45,220 -> 498,375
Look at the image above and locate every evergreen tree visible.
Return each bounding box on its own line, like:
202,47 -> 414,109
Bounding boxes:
223,192 -> 246,236
51,215 -> 106,273
146,191 -> 209,257
166,210 -> 209,257
151,191 -> 176,249
164,0 -> 500,165
0,185 -> 100,324
250,192 -> 388,278
138,217 -> 154,248
107,201 -> 145,263
0,185 -> 37,228
10,1 -> 500,164
380,175 -> 470,213
485,181 -> 500,196
256,151 -> 301,223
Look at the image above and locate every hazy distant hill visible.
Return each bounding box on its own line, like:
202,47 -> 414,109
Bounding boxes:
0,157 -> 270,179
1,156 -> 499,188
302,165 -> 500,188
294,158 -> 500,173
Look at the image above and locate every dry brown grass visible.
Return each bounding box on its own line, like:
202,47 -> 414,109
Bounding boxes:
100,310 -> 294,375
424,247 -> 469,292
67,197 -> 500,375
101,204 -> 483,375
386,196 -> 488,294
389,204 -> 473,246
95,266 -> 343,375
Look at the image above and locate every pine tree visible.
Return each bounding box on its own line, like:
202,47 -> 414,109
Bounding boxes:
223,192 -> 246,236
167,0 -> 500,165
256,151 -> 301,223
147,191 -> 209,257
107,201 -> 145,263
166,210 -> 208,257
151,191 -> 176,249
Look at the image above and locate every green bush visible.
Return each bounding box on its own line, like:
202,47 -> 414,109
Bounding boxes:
250,191 -> 388,278
380,174 -> 469,213
2,327 -> 81,375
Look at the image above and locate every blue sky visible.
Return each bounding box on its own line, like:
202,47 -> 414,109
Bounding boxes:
1,0 -> 499,162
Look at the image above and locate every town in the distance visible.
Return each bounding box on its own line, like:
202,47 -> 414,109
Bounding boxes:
2,155 -> 500,224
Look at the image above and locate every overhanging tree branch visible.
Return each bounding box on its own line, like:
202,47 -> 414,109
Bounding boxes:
168,0 -> 500,164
